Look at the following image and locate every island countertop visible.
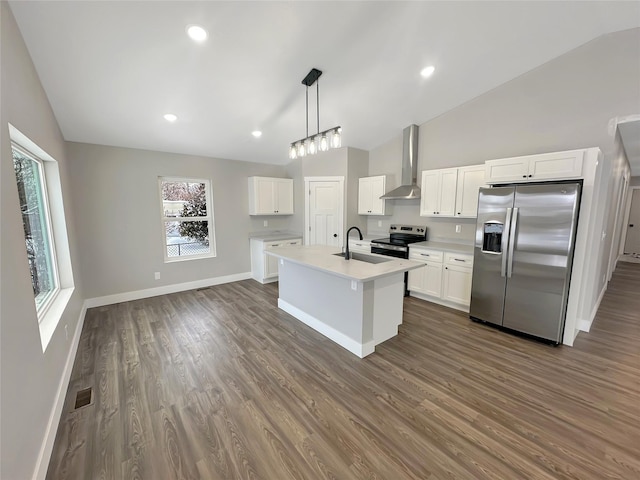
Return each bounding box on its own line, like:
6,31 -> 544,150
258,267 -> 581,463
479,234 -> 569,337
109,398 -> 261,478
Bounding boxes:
265,245 -> 422,282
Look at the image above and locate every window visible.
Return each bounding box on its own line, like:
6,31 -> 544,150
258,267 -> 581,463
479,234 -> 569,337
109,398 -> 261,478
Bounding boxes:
159,177 -> 216,261
12,143 -> 60,315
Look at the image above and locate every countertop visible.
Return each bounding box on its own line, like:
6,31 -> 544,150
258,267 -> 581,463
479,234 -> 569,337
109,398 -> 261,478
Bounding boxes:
249,231 -> 303,242
265,245 -> 422,282
410,241 -> 474,255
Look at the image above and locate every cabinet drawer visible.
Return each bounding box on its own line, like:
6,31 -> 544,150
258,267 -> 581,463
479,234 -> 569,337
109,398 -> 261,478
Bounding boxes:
410,249 -> 443,263
445,252 -> 473,266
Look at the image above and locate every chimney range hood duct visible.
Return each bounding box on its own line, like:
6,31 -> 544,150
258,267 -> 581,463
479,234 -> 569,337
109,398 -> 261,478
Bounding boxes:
380,124 -> 421,200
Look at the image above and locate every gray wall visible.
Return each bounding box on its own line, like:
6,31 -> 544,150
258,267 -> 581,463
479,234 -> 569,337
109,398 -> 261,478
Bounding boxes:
66,142 -> 289,299
367,27 -> 640,244
1,4 -> 85,479
286,147 -> 368,242
630,176 -> 640,187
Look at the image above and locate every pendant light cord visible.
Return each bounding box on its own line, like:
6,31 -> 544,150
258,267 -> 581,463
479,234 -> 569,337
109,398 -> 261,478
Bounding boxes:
316,79 -> 320,135
305,86 -> 309,138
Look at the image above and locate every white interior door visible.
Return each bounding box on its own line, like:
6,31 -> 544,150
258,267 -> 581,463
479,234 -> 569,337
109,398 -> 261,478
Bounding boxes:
306,178 -> 343,247
624,189 -> 640,254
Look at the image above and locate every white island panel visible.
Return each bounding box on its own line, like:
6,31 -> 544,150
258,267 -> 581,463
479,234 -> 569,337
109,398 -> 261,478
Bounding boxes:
267,245 -> 417,358
277,260 -> 404,357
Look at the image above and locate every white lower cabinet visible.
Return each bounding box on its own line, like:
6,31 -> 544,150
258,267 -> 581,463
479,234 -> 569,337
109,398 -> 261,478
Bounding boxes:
250,237 -> 302,283
348,240 -> 371,254
409,248 -> 473,311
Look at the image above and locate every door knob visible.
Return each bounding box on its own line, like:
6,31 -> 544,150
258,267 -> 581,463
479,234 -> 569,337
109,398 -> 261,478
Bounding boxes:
333,233 -> 338,237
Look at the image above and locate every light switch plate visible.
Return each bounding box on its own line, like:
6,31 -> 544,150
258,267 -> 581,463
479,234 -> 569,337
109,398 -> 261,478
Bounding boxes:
455,225 -> 461,233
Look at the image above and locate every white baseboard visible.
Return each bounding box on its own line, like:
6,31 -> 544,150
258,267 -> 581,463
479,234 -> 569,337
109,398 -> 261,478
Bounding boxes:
409,291 -> 470,313
277,298 -> 375,358
33,302 -> 87,480
578,284 -> 607,333
85,272 -> 252,308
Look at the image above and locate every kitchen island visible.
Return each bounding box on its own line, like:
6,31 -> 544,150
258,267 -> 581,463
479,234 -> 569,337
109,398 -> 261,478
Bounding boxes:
266,245 -> 421,358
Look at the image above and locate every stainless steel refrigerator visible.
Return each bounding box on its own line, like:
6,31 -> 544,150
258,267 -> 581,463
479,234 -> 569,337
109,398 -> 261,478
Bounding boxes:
470,182 -> 581,343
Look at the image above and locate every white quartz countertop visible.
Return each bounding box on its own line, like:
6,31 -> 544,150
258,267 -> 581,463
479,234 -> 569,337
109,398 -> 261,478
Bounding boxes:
265,245 -> 422,282
410,241 -> 474,254
249,232 -> 303,242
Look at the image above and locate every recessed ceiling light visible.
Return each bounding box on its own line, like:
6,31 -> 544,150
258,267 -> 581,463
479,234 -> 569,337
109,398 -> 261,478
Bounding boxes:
420,65 -> 435,78
186,25 -> 208,43
163,113 -> 177,122
252,130 -> 262,138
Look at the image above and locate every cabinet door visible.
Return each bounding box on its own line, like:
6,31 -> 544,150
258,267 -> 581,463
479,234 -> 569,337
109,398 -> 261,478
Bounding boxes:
423,262 -> 443,297
358,177 -> 373,214
408,265 -> 425,292
369,176 -> 386,215
485,158 -> 529,184
455,165 -> 485,217
274,179 -> 294,214
438,169 -> 458,216
264,242 -> 281,278
442,264 -> 472,305
528,150 -> 583,181
250,177 -> 276,214
420,170 -> 441,216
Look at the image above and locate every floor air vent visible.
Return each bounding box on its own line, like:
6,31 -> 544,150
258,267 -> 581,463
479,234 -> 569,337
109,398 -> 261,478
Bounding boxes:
74,387 -> 93,409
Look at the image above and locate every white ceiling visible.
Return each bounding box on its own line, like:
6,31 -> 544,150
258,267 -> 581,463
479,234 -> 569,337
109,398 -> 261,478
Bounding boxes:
9,1 -> 640,166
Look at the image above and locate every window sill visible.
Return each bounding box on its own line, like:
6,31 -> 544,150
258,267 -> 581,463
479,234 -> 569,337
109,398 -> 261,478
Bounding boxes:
164,252 -> 217,263
39,287 -> 75,353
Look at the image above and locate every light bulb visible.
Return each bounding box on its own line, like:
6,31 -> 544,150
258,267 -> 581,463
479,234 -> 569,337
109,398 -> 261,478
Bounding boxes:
308,137 -> 317,155
297,142 -> 306,157
289,144 -> 297,159
186,25 -> 208,43
331,129 -> 341,148
319,134 -> 329,152
420,65 -> 435,78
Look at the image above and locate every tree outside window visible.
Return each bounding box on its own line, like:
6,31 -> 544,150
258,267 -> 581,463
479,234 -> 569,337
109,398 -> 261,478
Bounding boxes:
12,145 -> 59,312
160,178 -> 216,260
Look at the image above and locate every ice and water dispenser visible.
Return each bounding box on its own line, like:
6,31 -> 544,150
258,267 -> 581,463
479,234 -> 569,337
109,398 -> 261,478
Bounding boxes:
482,222 -> 503,253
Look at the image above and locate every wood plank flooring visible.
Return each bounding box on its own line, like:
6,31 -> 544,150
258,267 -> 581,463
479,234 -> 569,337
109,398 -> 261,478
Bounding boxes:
46,262 -> 640,479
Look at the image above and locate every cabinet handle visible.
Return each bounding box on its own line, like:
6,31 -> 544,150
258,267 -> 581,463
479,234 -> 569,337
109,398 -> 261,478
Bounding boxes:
420,254 -> 430,257
522,175 -> 527,178
445,267 -> 448,270
457,212 -> 461,215
528,174 -> 532,178
453,258 -> 466,262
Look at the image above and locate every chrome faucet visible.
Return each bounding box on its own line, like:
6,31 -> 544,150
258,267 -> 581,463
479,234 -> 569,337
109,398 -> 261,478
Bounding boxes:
344,226 -> 363,260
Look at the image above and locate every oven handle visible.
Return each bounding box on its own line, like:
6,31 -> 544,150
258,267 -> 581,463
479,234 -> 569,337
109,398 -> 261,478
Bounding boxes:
370,242 -> 407,253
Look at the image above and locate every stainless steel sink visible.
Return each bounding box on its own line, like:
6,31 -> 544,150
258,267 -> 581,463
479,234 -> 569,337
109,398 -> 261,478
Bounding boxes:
333,252 -> 393,264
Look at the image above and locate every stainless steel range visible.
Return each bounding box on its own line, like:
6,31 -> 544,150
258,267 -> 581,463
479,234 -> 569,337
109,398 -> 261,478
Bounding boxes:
370,224 -> 427,258
371,224 -> 427,295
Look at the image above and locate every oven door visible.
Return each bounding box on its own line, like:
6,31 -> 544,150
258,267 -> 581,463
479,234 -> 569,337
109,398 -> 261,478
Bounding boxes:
370,243 -> 407,259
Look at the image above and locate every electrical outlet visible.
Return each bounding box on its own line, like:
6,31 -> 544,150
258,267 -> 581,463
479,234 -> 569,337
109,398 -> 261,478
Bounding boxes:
264,220 -> 268,227
455,225 -> 461,233
154,272 -> 161,280
378,220 -> 382,227
351,280 -> 357,291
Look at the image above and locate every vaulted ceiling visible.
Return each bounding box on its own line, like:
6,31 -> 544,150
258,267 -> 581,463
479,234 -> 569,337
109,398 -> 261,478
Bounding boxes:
9,1 -> 640,165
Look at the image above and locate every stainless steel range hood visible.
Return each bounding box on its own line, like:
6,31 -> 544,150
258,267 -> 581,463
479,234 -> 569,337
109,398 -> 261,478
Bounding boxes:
380,124 -> 421,200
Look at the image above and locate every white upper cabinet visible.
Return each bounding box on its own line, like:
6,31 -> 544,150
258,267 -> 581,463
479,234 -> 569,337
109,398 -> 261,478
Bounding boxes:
455,165 -> 487,218
421,165 -> 485,218
358,175 -> 388,215
248,177 -> 294,215
485,150 -> 584,184
420,168 -> 457,216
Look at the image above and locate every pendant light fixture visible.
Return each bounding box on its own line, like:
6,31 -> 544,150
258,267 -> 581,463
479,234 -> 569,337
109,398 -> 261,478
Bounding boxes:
289,68 -> 341,159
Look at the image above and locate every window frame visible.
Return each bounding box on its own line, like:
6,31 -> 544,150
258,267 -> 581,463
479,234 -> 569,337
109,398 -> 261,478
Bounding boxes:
158,176 -> 217,262
11,142 -> 61,320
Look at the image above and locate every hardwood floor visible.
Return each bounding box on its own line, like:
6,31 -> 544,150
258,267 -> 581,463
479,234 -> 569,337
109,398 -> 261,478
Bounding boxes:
46,263 -> 640,479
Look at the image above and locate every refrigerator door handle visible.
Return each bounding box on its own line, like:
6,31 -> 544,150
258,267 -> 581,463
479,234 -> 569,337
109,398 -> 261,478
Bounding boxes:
501,208 -> 512,277
507,207 -> 518,278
